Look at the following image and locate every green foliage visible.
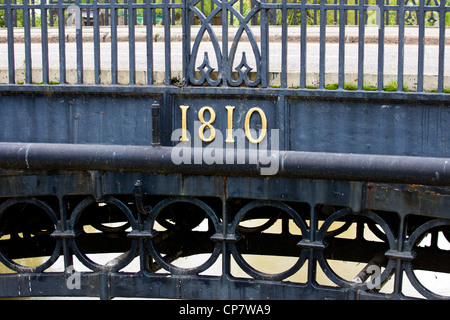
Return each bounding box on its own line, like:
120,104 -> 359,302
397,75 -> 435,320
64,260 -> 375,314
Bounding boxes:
383,81 -> 413,92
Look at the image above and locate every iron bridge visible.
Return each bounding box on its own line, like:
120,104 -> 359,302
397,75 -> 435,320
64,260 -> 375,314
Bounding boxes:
0,0 -> 449,300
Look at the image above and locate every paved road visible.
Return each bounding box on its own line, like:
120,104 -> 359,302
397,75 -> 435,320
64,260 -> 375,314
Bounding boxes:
1,25 -> 448,89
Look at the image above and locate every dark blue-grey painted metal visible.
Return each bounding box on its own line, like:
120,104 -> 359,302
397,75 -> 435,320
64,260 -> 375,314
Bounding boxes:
8,0 -> 448,29
0,0 -> 449,301
0,142 -> 449,186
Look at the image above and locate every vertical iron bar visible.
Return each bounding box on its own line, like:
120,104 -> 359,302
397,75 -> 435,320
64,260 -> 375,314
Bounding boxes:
417,0 -> 425,92
50,0 -> 55,26
293,0 -> 297,25
6,1 -> 15,84
171,0 -> 176,25
397,0 -> 405,91
334,0 -> 338,24
13,0 -> 17,28
146,0 -> 154,85
437,0 -> 445,93
385,0 -> 390,25
308,205 -> 318,286
377,0 -> 385,91
300,0 -> 307,88
125,2 -> 129,25
99,271 -> 110,300
105,0 -> 110,25
222,187 -> 231,280
222,0 -> 228,87
163,0 -> 171,85
86,2 -> 91,27
318,0 -> 326,88
129,0 -> 136,85
271,0 -> 277,25
94,0 -> 101,85
182,0 -> 190,86
230,0 -> 234,25
364,0 -> 368,23
251,0 -> 257,25
58,0 -> 66,84
111,0 -> 118,85
261,0 -> 269,88
152,0 -> 156,25
393,215 -> 406,297
313,0 -> 317,25
31,0 -> 35,27
338,0 -> 346,89
76,0 -> 83,84
58,197 -> 74,274
357,0 -> 365,90
152,101 -> 161,145
281,0 -> 287,88
24,0 -> 33,84
41,0 -> 49,84
211,0 -> 214,25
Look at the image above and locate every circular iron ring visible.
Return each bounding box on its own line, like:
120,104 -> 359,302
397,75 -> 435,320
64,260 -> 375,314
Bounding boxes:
229,200 -> 309,281
0,197 -> 60,273
403,218 -> 450,300
145,196 -> 222,275
316,208 -> 396,290
68,196 -> 139,272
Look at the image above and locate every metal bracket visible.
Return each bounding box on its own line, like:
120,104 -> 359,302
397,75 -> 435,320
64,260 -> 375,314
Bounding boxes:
134,180 -> 152,215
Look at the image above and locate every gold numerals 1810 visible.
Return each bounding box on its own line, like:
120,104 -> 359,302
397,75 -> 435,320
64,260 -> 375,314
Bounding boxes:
179,105 -> 267,144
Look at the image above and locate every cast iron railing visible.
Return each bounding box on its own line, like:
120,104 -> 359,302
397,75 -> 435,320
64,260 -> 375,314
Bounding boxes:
4,0 -> 450,27
1,0 -> 449,91
0,0 -> 449,301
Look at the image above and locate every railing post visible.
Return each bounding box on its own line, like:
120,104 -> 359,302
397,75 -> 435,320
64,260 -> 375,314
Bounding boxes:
163,0 -> 171,85
183,0 -> 191,86
221,0 -> 228,87
23,0 -> 32,84
397,0 -> 405,92
417,0 -> 425,92
129,0 -> 136,85
437,0 -> 446,93
357,0 -> 365,90
377,0 -> 385,91
68,2 -> 83,84
146,0 -> 154,85
299,0 -> 307,88
41,0 -> 49,84
260,0 -> 269,88
110,0 -> 118,85
6,0 -> 15,84
93,0 -> 101,85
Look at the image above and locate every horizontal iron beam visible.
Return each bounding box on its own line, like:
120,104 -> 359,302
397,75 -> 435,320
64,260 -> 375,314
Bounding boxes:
0,142 -> 448,186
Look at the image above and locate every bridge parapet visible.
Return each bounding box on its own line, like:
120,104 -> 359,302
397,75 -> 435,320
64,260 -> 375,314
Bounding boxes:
0,0 -> 449,300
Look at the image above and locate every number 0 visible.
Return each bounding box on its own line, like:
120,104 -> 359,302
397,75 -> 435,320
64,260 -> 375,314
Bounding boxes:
244,107 -> 267,144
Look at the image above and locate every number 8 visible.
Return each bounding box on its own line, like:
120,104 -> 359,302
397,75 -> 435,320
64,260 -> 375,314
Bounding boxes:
198,106 -> 216,142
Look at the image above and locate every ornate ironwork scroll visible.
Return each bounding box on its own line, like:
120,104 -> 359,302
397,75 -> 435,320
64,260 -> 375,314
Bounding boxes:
188,0 -> 262,87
